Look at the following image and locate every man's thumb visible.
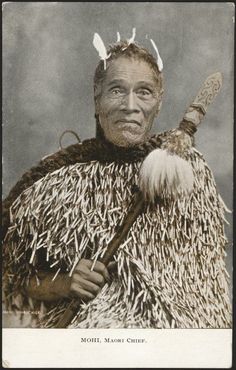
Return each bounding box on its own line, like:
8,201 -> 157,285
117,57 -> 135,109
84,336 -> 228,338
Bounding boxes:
107,261 -> 117,273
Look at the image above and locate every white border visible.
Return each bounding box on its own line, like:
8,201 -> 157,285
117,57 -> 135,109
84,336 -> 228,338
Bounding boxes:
2,329 -> 232,368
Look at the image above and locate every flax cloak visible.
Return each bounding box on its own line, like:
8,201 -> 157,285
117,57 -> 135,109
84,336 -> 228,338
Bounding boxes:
3,131 -> 232,328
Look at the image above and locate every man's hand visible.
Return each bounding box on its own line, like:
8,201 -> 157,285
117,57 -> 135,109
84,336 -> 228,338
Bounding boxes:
70,259 -> 111,301
24,259 -> 116,303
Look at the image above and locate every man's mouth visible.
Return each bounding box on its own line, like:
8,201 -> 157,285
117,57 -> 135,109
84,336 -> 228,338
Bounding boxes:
116,119 -> 141,126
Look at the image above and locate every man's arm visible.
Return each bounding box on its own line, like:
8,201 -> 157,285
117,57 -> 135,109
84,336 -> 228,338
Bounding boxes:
24,271 -> 72,302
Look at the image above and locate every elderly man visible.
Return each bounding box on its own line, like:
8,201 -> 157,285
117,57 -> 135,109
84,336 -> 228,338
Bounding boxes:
3,36 -> 231,328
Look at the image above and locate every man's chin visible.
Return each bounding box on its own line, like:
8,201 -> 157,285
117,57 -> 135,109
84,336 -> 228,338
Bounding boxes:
106,131 -> 147,148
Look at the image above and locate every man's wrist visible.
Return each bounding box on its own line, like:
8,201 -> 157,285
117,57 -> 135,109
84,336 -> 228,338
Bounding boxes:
53,273 -> 73,299
29,271 -> 73,301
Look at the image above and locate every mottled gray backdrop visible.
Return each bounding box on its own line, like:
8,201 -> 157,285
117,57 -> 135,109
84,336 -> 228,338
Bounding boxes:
3,3 -> 234,277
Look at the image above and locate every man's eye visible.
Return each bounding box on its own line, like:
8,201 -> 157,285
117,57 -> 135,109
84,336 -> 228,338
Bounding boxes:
110,88 -> 123,95
137,89 -> 152,97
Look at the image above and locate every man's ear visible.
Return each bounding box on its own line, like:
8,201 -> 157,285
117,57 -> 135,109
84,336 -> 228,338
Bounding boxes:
155,100 -> 163,117
156,101 -> 162,115
94,84 -> 102,114
94,98 -> 99,115
155,89 -> 164,116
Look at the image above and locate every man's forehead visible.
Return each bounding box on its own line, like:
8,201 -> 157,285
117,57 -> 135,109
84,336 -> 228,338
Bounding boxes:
107,77 -> 156,84
102,57 -> 158,85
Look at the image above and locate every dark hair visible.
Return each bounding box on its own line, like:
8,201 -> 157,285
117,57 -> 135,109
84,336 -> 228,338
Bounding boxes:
93,41 -> 164,102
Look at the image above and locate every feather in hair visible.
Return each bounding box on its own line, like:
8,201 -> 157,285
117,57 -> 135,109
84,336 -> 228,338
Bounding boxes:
150,39 -> 163,72
127,28 -> 136,45
93,33 -> 110,70
117,32 -> 121,42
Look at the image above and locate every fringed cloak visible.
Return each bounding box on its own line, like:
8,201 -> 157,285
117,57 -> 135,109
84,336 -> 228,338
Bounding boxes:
3,132 -> 232,328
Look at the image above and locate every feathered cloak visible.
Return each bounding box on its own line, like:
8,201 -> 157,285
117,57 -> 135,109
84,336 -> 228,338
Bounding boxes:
3,133 -> 232,328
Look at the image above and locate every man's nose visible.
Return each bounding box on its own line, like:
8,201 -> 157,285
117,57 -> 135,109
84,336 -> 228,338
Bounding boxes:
122,92 -> 140,112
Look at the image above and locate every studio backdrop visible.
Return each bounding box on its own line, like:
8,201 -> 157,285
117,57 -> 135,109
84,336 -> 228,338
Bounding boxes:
3,2 -> 234,292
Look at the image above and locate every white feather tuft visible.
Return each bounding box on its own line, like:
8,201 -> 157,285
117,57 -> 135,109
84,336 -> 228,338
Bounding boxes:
127,27 -> 136,45
139,149 -> 194,202
150,39 -> 163,72
117,32 -> 121,42
93,33 -> 110,69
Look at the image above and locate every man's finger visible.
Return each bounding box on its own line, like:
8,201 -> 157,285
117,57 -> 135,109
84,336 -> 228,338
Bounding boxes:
92,261 -> 110,282
70,283 -> 95,301
73,269 -> 105,286
73,276 -> 101,294
89,271 -> 105,286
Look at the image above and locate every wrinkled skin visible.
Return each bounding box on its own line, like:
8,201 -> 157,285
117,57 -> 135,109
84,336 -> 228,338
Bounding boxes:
95,57 -> 163,147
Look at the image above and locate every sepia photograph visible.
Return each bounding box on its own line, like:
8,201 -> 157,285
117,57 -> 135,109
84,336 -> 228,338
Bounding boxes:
2,1 -> 233,367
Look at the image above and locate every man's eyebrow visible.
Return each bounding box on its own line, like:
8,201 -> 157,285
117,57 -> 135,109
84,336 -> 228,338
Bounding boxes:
106,79 -> 126,86
106,79 -> 157,88
136,81 -> 157,87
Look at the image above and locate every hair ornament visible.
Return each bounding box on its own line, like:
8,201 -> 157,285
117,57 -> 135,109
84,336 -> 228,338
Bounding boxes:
127,27 -> 136,45
92,29 -> 163,72
120,27 -> 136,51
93,32 -> 111,70
116,32 -> 121,42
150,38 -> 163,72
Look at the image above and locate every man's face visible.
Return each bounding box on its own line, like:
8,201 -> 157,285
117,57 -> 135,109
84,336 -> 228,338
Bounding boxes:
95,57 -> 163,147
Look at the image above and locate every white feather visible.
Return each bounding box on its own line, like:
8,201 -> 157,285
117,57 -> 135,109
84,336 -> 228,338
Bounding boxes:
139,149 -> 194,202
93,33 -> 110,69
117,32 -> 121,42
93,33 -> 108,59
128,27 -> 136,45
150,39 -> 163,72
